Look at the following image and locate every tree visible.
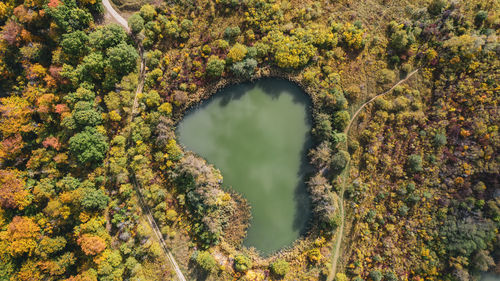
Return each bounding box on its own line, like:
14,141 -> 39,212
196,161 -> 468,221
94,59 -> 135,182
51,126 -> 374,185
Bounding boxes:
270,259 -> 289,277
230,58 -> 257,78
227,43 -> 247,63
128,13 -> 144,34
106,42 -> 138,76
80,188 -> 110,211
427,0 -> 447,16
407,154 -> 423,173
4,216 -> 40,257
47,3 -> 92,32
77,234 -> 106,255
234,254 -> 252,272
331,150 -> 350,172
76,52 -> 105,84
206,56 -> 225,77
389,30 -> 409,53
312,113 -> 332,141
224,26 -> 240,41
194,251 -> 217,273
369,270 -> 383,281
433,132 -> 447,147
69,127 -> 109,166
89,24 -> 127,50
61,30 -> 89,60
139,4 -> 156,21
333,110 -> 350,131
0,169 -> 30,210
0,96 -> 34,136
36,236 -> 67,258
71,101 -> 102,128
309,141 -> 332,168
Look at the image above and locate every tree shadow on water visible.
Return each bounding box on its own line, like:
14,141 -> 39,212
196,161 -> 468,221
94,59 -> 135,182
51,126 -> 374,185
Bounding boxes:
292,108 -> 314,236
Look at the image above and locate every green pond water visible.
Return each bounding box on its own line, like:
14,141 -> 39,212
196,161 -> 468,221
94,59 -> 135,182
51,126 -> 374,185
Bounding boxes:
177,78 -> 312,255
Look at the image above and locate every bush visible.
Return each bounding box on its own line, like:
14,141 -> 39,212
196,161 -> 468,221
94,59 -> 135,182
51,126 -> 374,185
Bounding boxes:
234,254 -> 252,272
195,251 -> 217,273
385,271 -> 399,281
206,56 -> 225,77
270,259 -> 289,277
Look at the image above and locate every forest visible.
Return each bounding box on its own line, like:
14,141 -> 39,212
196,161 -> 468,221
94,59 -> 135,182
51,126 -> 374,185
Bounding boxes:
0,0 -> 498,280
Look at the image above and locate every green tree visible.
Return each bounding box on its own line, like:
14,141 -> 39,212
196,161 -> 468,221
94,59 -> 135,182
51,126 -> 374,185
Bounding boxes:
369,270 -> 383,281
81,188 -> 110,211
194,251 -> 217,273
69,127 -> 109,166
331,150 -> 350,172
77,52 -> 105,84
47,2 -> 92,32
61,30 -> 89,60
71,101 -> 102,128
128,13 -> 144,34
230,58 -> 257,78
407,154 -> 423,173
313,113 -> 333,141
206,56 -> 225,77
333,110 -> 350,131
139,4 -> 156,22
106,42 -> 139,76
89,24 -> 127,50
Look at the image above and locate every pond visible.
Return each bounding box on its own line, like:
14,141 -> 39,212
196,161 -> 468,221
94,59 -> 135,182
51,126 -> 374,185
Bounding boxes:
177,78 -> 312,255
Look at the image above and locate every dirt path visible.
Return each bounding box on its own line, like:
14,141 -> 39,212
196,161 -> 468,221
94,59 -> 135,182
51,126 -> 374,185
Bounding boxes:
101,2 -> 187,281
328,69 -> 419,281
101,0 -> 130,32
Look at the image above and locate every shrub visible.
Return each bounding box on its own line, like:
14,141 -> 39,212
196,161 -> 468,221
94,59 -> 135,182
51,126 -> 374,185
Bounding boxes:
195,251 -> 217,273
234,254 -> 252,272
206,56 -> 225,77
270,259 -> 289,277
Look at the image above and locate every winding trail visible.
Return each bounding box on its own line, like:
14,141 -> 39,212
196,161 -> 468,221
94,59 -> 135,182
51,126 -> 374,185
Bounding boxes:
101,2 -> 186,281
328,69 -> 419,281
102,0 -> 130,32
